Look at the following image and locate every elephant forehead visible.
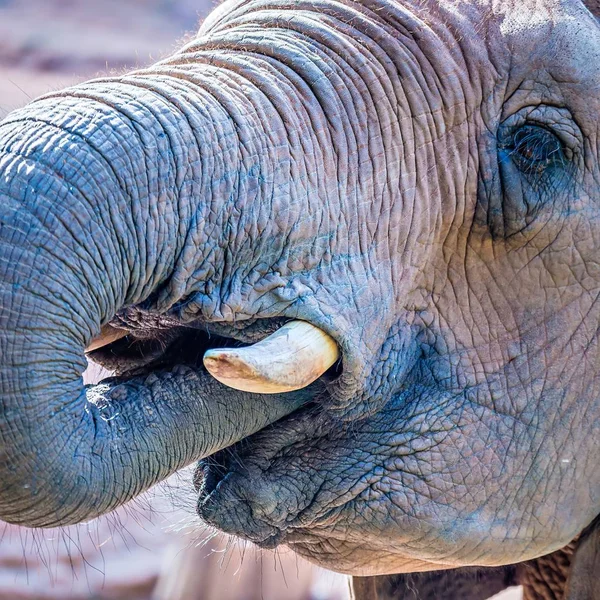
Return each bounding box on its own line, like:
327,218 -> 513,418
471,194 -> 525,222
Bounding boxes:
495,0 -> 600,90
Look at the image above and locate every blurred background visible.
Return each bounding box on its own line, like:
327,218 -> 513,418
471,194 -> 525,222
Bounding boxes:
0,1 -> 520,598
0,0 -> 203,115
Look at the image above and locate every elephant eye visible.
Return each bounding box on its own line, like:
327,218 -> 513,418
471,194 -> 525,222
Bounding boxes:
508,125 -> 565,174
486,107 -> 581,239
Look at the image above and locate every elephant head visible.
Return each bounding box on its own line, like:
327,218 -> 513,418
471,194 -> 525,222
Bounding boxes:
1,0 -> 600,580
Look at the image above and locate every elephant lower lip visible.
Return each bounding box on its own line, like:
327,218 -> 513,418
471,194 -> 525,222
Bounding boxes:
194,399 -> 325,544
196,469 -> 289,549
254,532 -> 287,549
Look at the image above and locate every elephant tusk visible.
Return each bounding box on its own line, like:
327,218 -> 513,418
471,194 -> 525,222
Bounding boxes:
203,320 -> 340,394
85,324 -> 129,353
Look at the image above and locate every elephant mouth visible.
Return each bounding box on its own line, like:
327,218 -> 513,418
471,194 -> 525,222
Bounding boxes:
86,317 -> 342,390
86,323 -> 246,379
84,315 -> 342,532
193,391 -> 339,551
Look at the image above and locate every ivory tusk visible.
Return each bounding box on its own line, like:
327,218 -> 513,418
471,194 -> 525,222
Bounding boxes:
85,324 -> 129,353
203,320 -> 340,394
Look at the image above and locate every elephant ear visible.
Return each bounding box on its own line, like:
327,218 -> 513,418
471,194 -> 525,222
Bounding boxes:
583,0 -> 600,18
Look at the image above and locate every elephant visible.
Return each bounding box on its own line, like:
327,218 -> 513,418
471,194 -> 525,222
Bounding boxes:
1,0 -> 600,597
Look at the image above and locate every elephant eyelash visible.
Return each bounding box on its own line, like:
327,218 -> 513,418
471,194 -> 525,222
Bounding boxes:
507,125 -> 566,174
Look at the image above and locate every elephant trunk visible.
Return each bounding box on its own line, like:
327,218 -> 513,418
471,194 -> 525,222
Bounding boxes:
0,75 -> 312,527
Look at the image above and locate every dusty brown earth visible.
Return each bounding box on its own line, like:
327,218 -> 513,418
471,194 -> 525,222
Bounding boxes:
0,0 -> 521,598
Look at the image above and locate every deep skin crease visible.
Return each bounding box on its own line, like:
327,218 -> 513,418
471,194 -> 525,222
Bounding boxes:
0,0 -> 599,592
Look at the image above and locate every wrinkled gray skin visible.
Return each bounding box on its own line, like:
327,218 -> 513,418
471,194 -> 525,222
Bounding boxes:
1,0 -> 600,582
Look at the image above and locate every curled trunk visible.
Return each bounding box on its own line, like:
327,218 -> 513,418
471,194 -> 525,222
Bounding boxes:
0,66 -> 319,526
